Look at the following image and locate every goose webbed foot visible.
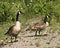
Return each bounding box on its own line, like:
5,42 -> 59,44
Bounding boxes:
14,36 -> 18,42
14,40 -> 18,42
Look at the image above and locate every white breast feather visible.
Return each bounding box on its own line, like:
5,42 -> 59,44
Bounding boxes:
14,21 -> 21,31
46,22 -> 49,27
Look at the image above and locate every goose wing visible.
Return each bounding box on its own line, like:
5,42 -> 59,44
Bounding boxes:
5,25 -> 15,35
34,22 -> 45,29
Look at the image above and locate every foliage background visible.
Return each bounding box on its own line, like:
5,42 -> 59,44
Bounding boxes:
0,0 -> 60,40
0,0 -> 60,22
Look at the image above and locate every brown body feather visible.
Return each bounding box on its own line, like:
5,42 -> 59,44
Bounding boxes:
5,11 -> 22,42
26,15 -> 49,36
5,21 -> 21,42
5,25 -> 15,36
5,23 -> 21,37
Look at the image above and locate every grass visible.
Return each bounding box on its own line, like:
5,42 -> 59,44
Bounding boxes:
49,22 -> 60,33
0,22 -> 13,41
0,16 -> 60,43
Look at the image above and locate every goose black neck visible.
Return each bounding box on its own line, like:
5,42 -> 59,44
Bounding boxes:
16,13 -> 19,21
44,20 -> 46,23
43,16 -> 47,23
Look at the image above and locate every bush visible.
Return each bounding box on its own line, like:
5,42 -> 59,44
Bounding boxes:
0,0 -> 60,23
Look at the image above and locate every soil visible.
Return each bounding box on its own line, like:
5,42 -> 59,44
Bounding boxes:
1,27 -> 60,48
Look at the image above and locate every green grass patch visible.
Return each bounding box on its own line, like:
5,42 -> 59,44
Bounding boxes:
0,16 -> 60,43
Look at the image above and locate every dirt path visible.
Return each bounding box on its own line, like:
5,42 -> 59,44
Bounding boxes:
1,27 -> 60,48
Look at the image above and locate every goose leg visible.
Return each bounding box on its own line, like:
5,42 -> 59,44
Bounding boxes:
39,30 -> 41,35
14,36 -> 18,42
11,36 -> 13,43
35,31 -> 37,36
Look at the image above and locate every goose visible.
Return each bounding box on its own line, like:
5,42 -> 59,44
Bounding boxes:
5,11 -> 22,42
26,15 -> 50,36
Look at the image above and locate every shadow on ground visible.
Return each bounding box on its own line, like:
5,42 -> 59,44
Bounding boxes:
22,34 -> 48,38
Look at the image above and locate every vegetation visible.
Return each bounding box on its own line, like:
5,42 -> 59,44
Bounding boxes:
0,0 -> 60,42
0,0 -> 60,22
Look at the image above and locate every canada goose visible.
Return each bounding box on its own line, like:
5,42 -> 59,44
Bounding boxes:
5,11 -> 22,42
26,15 -> 50,36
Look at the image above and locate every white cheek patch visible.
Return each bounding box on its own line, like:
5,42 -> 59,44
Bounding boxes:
47,16 -> 49,18
19,12 -> 21,14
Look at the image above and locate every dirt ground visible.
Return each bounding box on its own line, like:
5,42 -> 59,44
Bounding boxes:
1,26 -> 60,48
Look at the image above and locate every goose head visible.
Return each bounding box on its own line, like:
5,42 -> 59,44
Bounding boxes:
46,15 -> 50,19
16,11 -> 23,21
17,11 -> 23,16
43,15 -> 50,23
45,15 -> 50,26
43,15 -> 50,26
